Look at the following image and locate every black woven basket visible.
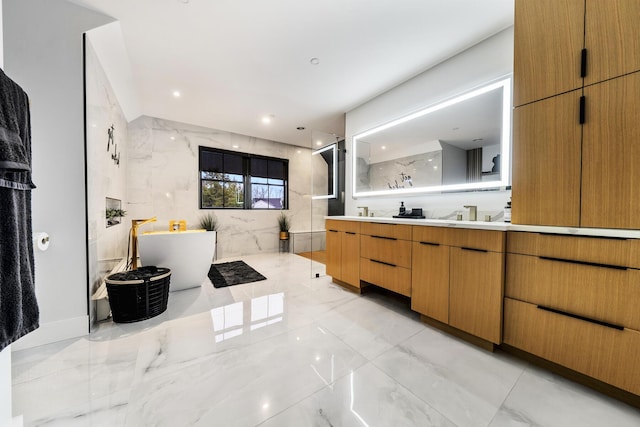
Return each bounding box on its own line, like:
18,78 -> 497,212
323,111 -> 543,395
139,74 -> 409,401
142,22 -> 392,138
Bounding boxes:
105,266 -> 171,323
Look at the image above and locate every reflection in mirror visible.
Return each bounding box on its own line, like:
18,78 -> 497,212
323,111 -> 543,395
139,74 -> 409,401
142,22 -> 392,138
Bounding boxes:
353,77 -> 511,197
312,143 -> 337,199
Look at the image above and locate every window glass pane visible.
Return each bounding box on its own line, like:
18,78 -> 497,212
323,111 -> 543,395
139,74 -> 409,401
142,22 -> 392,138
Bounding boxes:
251,184 -> 269,208
267,178 -> 284,186
269,186 -> 284,209
224,182 -> 244,208
202,181 -> 224,208
226,173 -> 243,183
251,176 -> 268,185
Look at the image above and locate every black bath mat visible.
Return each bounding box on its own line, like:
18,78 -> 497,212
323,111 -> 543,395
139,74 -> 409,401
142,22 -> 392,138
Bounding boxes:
208,260 -> 267,288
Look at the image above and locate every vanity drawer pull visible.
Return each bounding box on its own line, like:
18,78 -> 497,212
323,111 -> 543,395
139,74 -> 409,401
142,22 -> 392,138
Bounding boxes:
460,246 -> 488,253
370,259 -> 397,268
420,241 -> 440,246
539,232 -> 627,241
371,235 -> 397,241
537,305 -> 624,331
345,232 -> 357,235
328,229 -> 339,233
539,256 -> 627,271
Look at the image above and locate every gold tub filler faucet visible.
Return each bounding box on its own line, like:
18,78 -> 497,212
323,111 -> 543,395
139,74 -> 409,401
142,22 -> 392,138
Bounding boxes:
130,216 -> 157,270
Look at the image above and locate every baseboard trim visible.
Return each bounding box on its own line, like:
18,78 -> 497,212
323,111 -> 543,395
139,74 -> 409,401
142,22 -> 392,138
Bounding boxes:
11,316 -> 88,351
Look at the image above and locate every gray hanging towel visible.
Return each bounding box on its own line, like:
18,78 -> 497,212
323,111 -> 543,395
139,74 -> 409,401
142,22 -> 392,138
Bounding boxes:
0,68 -> 39,351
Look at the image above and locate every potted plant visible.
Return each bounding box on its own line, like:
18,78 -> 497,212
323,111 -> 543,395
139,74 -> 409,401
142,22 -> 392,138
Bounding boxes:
106,208 -> 127,227
277,211 -> 290,240
198,212 -> 219,231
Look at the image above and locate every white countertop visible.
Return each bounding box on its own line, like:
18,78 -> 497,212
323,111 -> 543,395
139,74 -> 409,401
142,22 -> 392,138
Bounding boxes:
326,216 -> 640,238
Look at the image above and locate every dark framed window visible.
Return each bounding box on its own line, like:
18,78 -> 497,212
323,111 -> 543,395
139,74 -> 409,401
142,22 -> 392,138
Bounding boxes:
199,146 -> 288,210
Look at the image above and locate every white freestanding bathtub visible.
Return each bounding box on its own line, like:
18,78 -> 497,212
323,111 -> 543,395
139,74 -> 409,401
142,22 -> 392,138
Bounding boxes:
138,230 -> 216,291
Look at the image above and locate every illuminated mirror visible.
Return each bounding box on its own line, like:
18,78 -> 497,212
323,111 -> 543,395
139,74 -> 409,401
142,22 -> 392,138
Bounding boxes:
312,143 -> 337,199
353,77 -> 511,197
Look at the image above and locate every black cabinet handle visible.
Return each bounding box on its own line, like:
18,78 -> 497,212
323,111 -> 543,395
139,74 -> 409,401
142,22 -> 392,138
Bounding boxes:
539,256 -> 627,271
537,305 -> 623,331
461,246 -> 488,253
580,48 -> 587,78
371,235 -> 397,241
345,232 -> 357,235
539,232 -> 627,241
579,95 -> 586,124
328,229 -> 339,233
370,259 -> 397,268
419,241 -> 440,246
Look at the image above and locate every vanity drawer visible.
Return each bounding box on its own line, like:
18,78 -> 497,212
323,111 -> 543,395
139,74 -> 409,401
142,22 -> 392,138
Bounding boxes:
361,235 -> 411,269
360,258 -> 411,297
506,253 -> 640,330
504,297 -> 640,395
412,226 -> 453,245
360,222 -> 412,240
325,220 -> 361,234
450,228 -> 505,253
507,231 -> 640,268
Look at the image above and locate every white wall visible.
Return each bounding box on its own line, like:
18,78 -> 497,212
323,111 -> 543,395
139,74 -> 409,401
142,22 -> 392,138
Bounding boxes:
345,27 -> 514,220
4,0 -> 113,349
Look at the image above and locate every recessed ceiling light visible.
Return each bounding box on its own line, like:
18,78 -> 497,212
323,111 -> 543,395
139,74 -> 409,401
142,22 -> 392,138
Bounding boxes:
316,141 -> 322,146
310,57 -> 320,65
296,150 -> 302,154
169,136 -> 175,140
172,90 -> 181,98
381,146 -> 386,150
232,144 -> 239,149
262,116 -> 272,124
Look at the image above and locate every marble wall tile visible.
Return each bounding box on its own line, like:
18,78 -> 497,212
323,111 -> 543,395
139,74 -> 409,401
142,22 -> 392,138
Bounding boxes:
126,117 -> 326,259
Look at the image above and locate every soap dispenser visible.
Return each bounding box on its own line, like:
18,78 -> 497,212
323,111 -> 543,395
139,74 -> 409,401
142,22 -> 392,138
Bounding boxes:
504,199 -> 512,223
399,201 -> 406,215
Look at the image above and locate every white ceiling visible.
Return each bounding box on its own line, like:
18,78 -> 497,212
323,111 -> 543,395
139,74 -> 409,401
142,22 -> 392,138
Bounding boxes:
71,0 -> 514,147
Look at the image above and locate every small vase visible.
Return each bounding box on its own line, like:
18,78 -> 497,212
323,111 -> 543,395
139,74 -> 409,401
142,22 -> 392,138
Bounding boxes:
279,231 -> 289,240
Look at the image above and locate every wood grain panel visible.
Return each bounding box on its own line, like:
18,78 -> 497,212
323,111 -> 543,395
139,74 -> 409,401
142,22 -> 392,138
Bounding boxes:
504,298 -> 640,395
506,253 -> 640,330
411,241 -> 450,323
341,231 -> 360,287
325,229 -> 342,280
507,231 -> 640,268
412,226 -> 453,245
585,0 -> 640,86
582,72 -> 640,229
512,92 -> 582,226
449,247 -> 504,344
360,258 -> 411,297
325,219 -> 360,234
361,235 -> 411,268
449,228 -> 505,253
360,222 -> 411,240
513,0 -> 584,106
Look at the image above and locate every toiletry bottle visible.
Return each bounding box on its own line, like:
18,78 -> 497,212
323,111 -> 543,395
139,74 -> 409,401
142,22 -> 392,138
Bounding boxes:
504,199 -> 512,223
399,201 -> 406,215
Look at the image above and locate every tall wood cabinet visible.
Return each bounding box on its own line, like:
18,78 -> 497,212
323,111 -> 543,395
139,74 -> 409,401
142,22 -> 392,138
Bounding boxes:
512,0 -> 640,229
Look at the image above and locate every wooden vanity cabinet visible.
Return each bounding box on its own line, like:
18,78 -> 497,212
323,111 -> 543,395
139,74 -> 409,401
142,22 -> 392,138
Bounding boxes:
411,227 -> 451,323
325,220 -> 360,289
360,223 -> 412,297
504,231 -> 640,395
411,226 -> 506,344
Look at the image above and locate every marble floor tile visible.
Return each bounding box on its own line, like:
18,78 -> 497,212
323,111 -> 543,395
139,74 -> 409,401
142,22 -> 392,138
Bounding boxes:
489,368 -> 640,427
373,327 -> 525,427
316,292 -> 425,360
11,253 -> 640,427
258,363 -> 457,427
124,323 -> 367,426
